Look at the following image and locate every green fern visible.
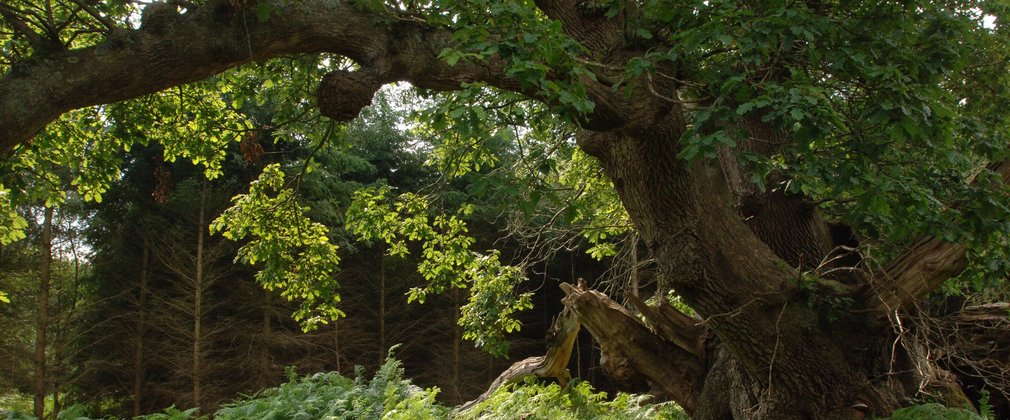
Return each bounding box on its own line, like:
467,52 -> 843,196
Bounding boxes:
457,378 -> 688,420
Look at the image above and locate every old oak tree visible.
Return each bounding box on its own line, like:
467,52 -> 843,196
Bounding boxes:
1,0 -> 1009,418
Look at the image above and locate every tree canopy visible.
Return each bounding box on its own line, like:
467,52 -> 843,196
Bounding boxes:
2,0 -> 1010,418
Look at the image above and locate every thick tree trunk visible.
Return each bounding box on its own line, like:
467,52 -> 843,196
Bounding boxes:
34,207 -> 54,420
576,125 -> 910,418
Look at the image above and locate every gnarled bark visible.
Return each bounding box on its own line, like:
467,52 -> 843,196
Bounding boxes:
561,282 -> 705,411
458,280 -> 705,416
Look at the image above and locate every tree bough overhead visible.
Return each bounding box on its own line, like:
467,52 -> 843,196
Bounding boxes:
2,0 -> 1009,418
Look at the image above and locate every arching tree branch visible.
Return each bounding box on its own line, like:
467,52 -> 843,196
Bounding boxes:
868,160 -> 1010,313
0,0 -> 634,156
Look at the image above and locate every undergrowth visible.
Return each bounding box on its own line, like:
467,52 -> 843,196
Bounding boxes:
3,352 -> 688,420
211,355 -> 445,420
12,354 -> 990,419
456,378 -> 688,420
885,403 -> 987,420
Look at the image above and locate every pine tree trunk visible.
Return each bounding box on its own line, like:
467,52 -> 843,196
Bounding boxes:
258,289 -> 272,388
34,206 -> 53,420
451,288 -> 461,402
192,185 -> 206,412
378,250 -> 386,367
333,320 -> 342,374
133,237 -> 150,417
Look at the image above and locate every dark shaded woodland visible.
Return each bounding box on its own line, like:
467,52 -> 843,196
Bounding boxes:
0,117 -> 617,418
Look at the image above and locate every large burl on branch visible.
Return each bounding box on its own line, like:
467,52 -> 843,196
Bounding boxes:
2,0 -> 1008,418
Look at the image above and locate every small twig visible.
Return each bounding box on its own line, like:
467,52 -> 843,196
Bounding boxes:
766,301 -> 788,394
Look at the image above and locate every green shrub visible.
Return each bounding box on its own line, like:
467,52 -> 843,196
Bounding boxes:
6,357 -> 688,420
214,354 -> 447,420
134,406 -> 201,420
2,403 -> 115,420
886,403 -> 983,420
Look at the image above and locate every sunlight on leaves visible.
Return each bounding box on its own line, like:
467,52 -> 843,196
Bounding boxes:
211,164 -> 343,330
347,185 -> 532,356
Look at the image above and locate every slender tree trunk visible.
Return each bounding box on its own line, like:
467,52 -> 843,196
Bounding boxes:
192,185 -> 206,412
333,320 -> 341,374
132,237 -> 150,417
52,389 -> 59,419
52,217 -> 86,420
627,234 -> 639,299
451,288 -> 461,402
51,283 -> 63,420
259,289 -> 272,388
34,206 -> 54,420
378,249 -> 386,367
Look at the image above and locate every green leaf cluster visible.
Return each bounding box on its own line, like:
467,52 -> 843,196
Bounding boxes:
392,0 -> 597,118
0,77 -> 251,245
346,185 -> 532,356
618,0 -> 1010,286
211,164 -> 343,330
0,184 -> 27,245
417,87 -> 632,261
110,83 -> 250,180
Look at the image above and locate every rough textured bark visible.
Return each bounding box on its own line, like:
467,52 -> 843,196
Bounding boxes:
456,302 -> 582,414
561,282 -> 705,411
626,294 -> 704,359
578,119 -> 901,417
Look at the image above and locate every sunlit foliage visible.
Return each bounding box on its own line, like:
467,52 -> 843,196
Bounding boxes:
211,164 -> 343,329
347,186 -> 533,356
